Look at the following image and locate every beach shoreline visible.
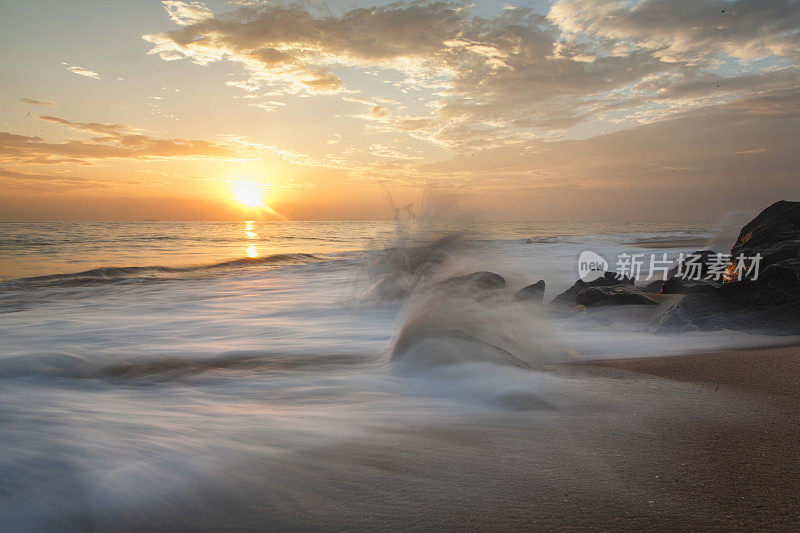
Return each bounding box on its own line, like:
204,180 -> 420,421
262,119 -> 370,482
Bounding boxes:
79,345 -> 800,531
582,342 -> 800,395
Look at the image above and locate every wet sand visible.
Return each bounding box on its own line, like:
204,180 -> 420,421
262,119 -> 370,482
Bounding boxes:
86,345 -> 800,531
588,344 -> 800,396
568,345 -> 800,530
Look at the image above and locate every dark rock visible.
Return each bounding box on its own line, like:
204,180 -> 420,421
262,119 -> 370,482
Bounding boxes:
731,200 -> 800,271
576,286 -> 658,307
660,277 -> 721,295
667,249 -> 720,279
721,258 -> 800,306
719,201 -> 800,308
438,271 -> 506,291
650,291 -> 800,335
551,272 -> 634,305
757,258 -> 800,304
649,293 -> 740,334
650,201 -> 800,336
514,280 -> 545,303
644,279 -> 665,293
649,296 -> 700,334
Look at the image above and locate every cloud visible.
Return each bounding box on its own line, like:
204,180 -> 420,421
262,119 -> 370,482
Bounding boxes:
136,0 -> 800,207
144,0 -> 799,155
548,0 -> 800,64
162,0 -> 213,25
0,115 -> 237,164
63,63 -> 101,79
249,101 -> 287,112
38,115 -> 132,136
419,89 -> 800,219
21,98 -> 56,106
142,1 -> 502,97
368,143 -> 424,160
0,168 -> 108,192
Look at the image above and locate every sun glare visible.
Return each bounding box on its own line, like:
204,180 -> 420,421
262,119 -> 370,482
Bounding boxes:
229,179 -> 286,220
233,181 -> 265,208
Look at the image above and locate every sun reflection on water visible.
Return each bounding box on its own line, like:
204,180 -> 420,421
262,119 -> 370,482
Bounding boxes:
244,221 -> 258,258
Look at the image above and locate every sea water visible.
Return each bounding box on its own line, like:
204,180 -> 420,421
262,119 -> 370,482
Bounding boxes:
0,220 -> 789,529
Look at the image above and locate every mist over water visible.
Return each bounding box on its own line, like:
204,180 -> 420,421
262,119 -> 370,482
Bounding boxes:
1,219 -> 790,529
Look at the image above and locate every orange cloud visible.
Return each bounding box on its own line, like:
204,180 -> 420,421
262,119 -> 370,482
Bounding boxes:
0,116 -> 237,164
21,98 -> 56,106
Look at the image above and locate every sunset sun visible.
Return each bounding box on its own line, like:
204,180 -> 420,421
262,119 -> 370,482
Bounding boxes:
232,181 -> 265,208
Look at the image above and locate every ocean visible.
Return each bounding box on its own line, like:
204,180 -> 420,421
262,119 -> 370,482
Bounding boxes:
0,219 -> 786,529
0,220 -> 717,280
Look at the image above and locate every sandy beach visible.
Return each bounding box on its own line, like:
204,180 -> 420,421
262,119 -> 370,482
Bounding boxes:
571,345 -> 800,530
62,345 -> 794,531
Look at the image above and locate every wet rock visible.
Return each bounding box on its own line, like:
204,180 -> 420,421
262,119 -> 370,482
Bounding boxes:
719,201 -> 800,307
649,295 -> 700,334
514,280 -> 545,303
666,249 -> 720,279
649,293 -> 751,334
438,271 -> 506,291
576,286 -> 658,307
650,291 -> 800,335
755,258 -> 800,304
660,277 -> 721,295
643,279 -> 665,293
650,201 -> 800,336
551,272 -> 634,305
731,200 -> 800,270
721,258 -> 800,306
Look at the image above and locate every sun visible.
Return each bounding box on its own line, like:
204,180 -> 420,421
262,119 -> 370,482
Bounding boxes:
229,179 -> 287,220
232,181 -> 265,208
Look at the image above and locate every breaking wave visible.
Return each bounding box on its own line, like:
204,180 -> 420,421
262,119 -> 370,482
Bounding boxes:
0,351 -> 372,381
0,253 -> 324,289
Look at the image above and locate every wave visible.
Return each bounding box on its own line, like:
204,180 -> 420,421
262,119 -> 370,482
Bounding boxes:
0,351 -> 372,382
0,253 -> 323,290
522,236 -> 563,244
358,224 -> 562,370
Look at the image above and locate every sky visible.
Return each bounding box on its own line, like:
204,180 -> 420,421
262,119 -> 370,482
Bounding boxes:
0,0 -> 798,221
